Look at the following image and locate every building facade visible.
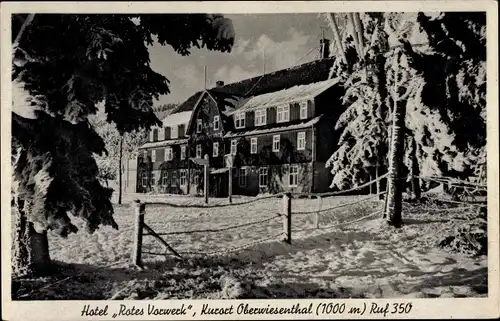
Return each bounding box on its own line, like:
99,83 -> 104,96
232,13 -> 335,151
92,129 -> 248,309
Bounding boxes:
137,42 -> 346,196
137,111 -> 193,194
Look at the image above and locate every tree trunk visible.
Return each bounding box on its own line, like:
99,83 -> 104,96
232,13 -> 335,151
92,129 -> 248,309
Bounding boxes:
13,199 -> 51,277
348,13 -> 361,59
384,97 -> 406,227
118,134 -> 123,204
384,51 -> 406,227
409,138 -> 421,200
325,13 -> 348,67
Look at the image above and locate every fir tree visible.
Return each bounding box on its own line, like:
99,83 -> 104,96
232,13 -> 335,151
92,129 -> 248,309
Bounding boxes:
413,12 -> 486,182
326,13 -> 391,190
11,13 -> 235,276
326,12 -> 486,192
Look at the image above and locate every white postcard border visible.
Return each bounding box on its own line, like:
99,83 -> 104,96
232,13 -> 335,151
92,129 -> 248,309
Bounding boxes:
1,1 -> 499,320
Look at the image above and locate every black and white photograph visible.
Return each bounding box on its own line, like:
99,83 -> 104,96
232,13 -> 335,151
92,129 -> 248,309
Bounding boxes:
1,1 -> 499,320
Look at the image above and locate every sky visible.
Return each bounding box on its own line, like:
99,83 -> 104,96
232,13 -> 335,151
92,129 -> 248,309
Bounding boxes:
148,13 -> 332,106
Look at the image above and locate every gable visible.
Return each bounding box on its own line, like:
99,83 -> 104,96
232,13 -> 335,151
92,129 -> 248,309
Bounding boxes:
186,90 -> 225,136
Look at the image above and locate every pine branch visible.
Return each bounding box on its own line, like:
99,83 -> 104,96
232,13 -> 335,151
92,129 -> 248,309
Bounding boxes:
13,14 -> 35,48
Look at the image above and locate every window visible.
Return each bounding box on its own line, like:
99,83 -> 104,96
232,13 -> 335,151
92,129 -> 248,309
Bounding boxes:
165,147 -> 173,161
161,171 -> 169,186
230,139 -> 237,155
196,144 -> 202,158
272,135 -> 280,152
299,101 -> 308,119
289,165 -> 298,187
235,112 -> 245,128
250,137 -> 258,154
197,119 -> 202,133
297,132 -> 306,150
151,150 -> 156,162
255,109 -> 267,126
171,125 -> 178,139
277,104 -> 290,123
180,170 -> 187,186
141,171 -> 149,186
213,142 -> 219,157
180,145 -> 186,160
171,171 -> 178,186
143,150 -> 148,161
239,168 -> 247,186
151,172 -> 156,185
259,167 -> 268,187
158,127 -> 165,140
213,116 -> 220,131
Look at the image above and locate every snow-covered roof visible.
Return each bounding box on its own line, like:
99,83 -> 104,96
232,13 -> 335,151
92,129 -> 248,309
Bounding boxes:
224,115 -> 322,138
227,78 -> 339,115
139,138 -> 188,150
161,111 -> 192,128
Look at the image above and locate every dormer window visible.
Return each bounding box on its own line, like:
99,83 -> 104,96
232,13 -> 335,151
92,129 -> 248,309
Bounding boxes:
150,128 -> 159,142
277,104 -> 290,123
235,112 -> 245,129
213,115 -> 220,131
171,125 -> 178,139
197,119 -> 202,133
255,109 -> 267,126
299,100 -> 308,119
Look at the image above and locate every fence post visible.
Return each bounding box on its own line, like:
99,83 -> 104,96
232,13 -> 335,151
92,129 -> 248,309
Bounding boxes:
282,193 -> 292,244
131,199 -> 145,268
315,196 -> 322,229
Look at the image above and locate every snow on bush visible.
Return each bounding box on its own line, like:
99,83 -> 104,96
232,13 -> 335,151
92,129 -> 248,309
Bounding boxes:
438,207 -> 487,256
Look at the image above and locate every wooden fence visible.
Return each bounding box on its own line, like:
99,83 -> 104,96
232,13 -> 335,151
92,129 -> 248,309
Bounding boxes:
129,173 -> 487,268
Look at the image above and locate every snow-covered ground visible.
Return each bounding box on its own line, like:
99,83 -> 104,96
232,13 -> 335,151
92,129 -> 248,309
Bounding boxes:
13,192 -> 487,300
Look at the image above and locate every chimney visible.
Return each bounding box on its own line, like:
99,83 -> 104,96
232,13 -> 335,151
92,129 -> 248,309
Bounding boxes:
216,80 -> 224,88
320,38 -> 330,59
